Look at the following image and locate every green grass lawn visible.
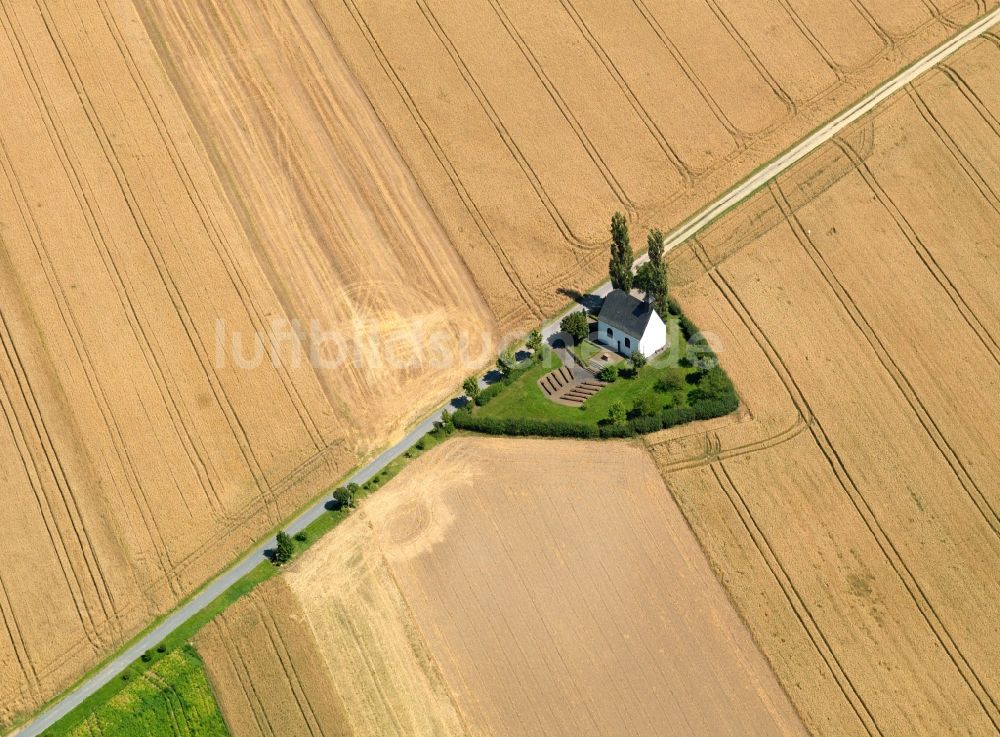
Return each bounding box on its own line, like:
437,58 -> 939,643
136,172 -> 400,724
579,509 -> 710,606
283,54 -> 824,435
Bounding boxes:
57,647 -> 228,737
479,324 -> 703,429
569,338 -> 606,366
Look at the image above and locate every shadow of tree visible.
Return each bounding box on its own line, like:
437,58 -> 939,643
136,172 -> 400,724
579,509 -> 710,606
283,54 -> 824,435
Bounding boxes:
483,369 -> 504,385
557,287 -> 604,314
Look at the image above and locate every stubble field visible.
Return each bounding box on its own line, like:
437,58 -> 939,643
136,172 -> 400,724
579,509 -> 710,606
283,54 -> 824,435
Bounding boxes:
0,0 -> 491,725
647,34 -> 1000,737
199,437 -> 808,737
315,0 -> 997,326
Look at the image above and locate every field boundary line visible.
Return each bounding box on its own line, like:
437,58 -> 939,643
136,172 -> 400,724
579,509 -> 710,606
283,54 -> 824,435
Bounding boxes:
251,598 -> 323,737
217,615 -> 278,737
645,243 -> 815,471
387,483 -> 551,735
200,620 -> 272,737
333,597 -> 409,737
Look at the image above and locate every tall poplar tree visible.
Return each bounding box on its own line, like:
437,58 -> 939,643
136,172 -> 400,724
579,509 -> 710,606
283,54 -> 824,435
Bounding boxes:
644,228 -> 669,317
608,212 -> 634,291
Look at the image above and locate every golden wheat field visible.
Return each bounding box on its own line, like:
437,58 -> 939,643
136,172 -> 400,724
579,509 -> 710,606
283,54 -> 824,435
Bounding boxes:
318,0 -> 997,326
0,0 -> 491,725
646,34 -> 1000,737
131,0 -> 496,439
199,437 -> 808,737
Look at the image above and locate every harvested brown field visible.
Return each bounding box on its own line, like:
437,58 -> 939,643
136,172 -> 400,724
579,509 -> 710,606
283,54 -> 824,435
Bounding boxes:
200,437 -> 809,737
0,0 -> 490,725
314,0 -> 996,326
648,34 -> 1000,737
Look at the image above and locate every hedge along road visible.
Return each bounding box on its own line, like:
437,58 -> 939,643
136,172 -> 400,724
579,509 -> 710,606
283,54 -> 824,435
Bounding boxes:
13,8 -> 1000,736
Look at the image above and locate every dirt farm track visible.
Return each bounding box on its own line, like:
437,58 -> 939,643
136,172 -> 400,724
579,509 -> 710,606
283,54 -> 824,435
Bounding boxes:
1,0 -> 1000,731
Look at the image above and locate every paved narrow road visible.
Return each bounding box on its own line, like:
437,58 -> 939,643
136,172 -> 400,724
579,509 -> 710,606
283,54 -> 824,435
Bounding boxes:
13,8 -> 1000,736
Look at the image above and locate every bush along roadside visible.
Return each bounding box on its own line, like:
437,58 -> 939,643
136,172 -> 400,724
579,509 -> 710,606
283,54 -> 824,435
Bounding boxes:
474,351 -> 542,407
